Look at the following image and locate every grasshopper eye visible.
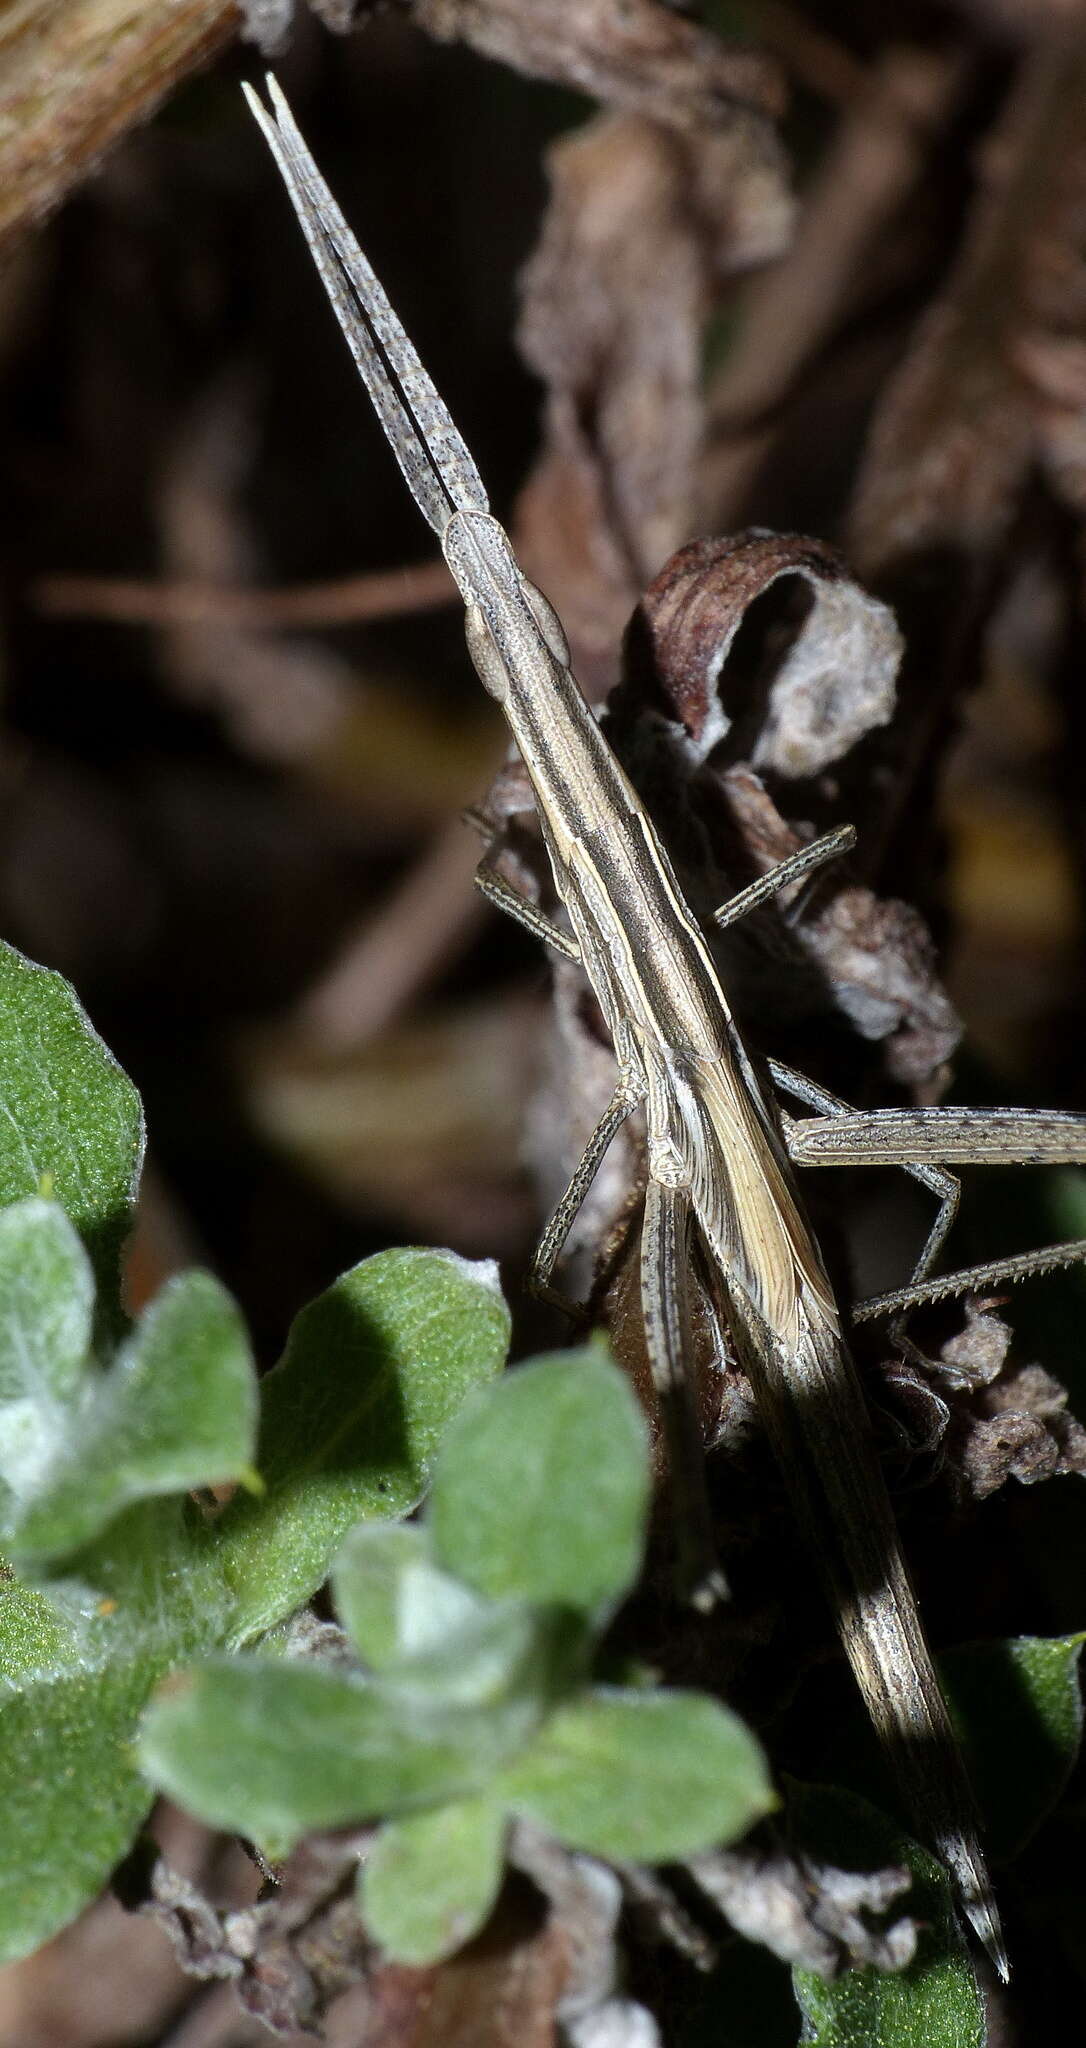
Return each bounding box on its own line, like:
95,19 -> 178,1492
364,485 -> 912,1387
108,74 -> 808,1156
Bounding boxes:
464,603 -> 511,704
522,579 -> 570,668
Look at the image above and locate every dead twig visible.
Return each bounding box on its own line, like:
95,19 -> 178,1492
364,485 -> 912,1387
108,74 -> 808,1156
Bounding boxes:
33,559 -> 455,630
703,46 -> 967,527
290,817 -> 491,1052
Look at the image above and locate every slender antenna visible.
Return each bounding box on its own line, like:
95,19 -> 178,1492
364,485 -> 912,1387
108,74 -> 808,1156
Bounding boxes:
242,76 -> 489,537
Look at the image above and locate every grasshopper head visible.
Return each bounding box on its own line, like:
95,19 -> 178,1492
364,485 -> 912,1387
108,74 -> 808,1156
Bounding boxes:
443,509 -> 570,704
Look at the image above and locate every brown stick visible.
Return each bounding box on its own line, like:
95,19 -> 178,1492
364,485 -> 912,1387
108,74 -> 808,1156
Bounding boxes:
34,558 -> 456,630
291,819 -> 491,1052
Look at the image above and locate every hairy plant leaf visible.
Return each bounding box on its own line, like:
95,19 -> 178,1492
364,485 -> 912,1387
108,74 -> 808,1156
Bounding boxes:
0,1579 -> 166,1965
333,1522 -> 484,1669
943,1634 -> 1085,1864
0,1191 -> 255,1960
140,1655 -> 539,1849
360,1797 -> 507,1964
1,1238 -> 506,1963
0,942 -> 143,1310
3,1249 -> 257,1562
428,1347 -> 649,1615
0,1496 -> 243,1964
377,1598 -> 578,1710
215,1249 -> 510,1641
791,1785 -> 984,2048
0,1201 -> 94,1528
499,1685 -> 775,1862
332,1527 -> 589,1707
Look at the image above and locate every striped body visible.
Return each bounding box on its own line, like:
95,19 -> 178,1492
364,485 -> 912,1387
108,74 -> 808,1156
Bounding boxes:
245,78 -> 1006,1976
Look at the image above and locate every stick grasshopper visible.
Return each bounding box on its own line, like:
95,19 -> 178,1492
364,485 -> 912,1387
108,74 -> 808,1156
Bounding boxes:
245,76 -> 1086,1980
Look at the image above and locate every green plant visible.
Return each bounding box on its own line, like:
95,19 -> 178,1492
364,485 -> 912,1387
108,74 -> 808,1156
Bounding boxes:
0,940 -> 509,1962
1,933 -> 1083,2047
140,1345 -> 775,1963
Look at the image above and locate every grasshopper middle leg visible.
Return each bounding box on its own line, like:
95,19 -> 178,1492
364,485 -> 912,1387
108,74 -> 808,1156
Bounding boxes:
776,1073 -> 1086,1320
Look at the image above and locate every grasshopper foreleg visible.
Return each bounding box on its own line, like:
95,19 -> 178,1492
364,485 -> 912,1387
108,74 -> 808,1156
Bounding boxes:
710,824 -> 856,932
473,862 -> 582,961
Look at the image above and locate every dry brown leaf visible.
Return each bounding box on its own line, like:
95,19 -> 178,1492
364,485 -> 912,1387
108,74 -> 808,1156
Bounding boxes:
241,0 -> 294,50
626,532 -> 901,775
125,1829 -> 402,2040
831,47 -> 1086,887
936,1299 -> 1015,1389
515,118 -> 791,692
872,1301 -> 1086,1501
145,1821 -> 648,2047
398,1877 -> 568,2048
226,1835 -> 377,2037
794,884 -> 960,1087
702,46 -> 966,529
849,33 -> 1086,579
406,0 -> 783,129
613,538 -> 959,1085
508,1827 -> 670,2044
955,1355 -> 1086,1497
264,0 -> 782,126
711,766 -> 959,1087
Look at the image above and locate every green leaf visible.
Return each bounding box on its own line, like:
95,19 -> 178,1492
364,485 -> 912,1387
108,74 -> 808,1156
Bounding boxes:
333,1522 -> 571,1701
428,1347 -> 649,1615
384,1600 -> 587,1716
333,1522 -> 485,1669
140,1654 -> 539,1848
0,1577 -> 162,1965
0,1220 -> 256,1965
215,1249 -> 510,1641
6,1264 -> 257,1562
791,1785 -> 984,2048
0,1504 -> 269,1962
0,1201 -> 95,1530
0,942 -> 143,1310
45,1502 -> 237,1664
943,1634 -> 1085,1863
361,1797 -> 506,1964
0,1244 -> 508,1962
0,956 -> 507,1958
499,1685 -> 776,1863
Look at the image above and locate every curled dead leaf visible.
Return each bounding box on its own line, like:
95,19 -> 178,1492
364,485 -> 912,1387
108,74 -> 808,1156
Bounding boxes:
625,533 -> 901,775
